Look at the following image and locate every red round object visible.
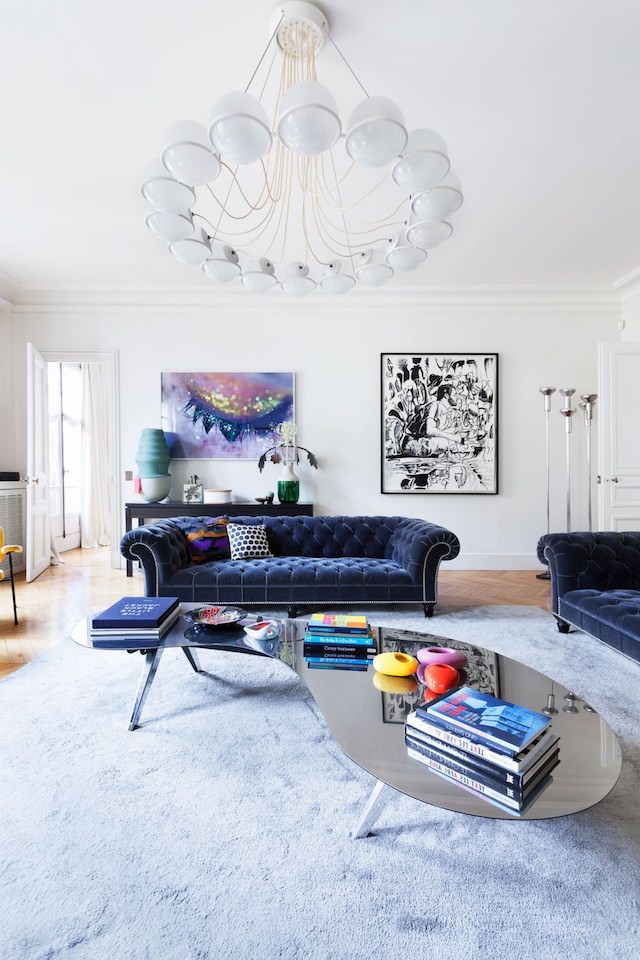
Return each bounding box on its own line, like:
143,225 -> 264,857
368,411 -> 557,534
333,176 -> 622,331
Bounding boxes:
424,663 -> 460,694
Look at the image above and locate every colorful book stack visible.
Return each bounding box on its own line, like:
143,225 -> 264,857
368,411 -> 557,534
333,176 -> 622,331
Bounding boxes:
90,596 -> 181,647
405,685 -> 560,815
303,614 -> 375,671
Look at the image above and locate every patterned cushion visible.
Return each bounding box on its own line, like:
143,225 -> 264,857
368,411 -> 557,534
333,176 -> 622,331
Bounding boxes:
186,518 -> 230,564
227,522 -> 274,560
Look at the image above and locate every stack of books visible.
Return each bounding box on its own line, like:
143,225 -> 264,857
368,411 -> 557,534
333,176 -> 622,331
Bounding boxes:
90,596 -> 181,647
303,614 -> 376,671
405,685 -> 560,814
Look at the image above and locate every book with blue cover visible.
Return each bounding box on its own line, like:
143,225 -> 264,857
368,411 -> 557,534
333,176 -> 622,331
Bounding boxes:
423,686 -> 551,755
406,710 -> 560,775
92,596 -> 179,631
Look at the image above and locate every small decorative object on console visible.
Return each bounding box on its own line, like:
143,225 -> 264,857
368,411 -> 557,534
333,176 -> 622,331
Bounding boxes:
183,475 -> 204,503
204,489 -> 232,504
257,421 -> 318,504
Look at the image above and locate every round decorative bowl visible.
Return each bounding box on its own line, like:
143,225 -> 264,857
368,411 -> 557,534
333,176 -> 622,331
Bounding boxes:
372,651 -> 419,677
416,645 -> 468,669
183,605 -> 247,628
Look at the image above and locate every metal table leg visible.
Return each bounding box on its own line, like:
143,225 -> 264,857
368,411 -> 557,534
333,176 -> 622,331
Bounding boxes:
129,648 -> 164,731
182,646 -> 203,673
352,778 -> 388,839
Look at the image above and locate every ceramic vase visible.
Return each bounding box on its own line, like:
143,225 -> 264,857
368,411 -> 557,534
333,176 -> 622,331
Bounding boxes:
277,462 -> 300,503
136,428 -> 171,502
140,476 -> 172,503
135,428 -> 171,478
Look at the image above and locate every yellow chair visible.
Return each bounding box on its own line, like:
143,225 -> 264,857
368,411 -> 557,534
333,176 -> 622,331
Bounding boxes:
0,527 -> 23,625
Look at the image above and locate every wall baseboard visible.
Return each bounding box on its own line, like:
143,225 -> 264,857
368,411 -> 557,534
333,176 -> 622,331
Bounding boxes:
445,554 -> 545,571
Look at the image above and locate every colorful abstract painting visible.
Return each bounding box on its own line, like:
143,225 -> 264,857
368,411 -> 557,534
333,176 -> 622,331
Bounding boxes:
161,371 -> 294,459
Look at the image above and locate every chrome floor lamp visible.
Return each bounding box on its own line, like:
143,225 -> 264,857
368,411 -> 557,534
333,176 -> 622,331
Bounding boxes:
537,387 -> 556,580
579,394 -> 597,531
559,388 -> 576,532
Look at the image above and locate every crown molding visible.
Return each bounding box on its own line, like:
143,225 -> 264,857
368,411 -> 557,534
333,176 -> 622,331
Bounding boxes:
0,269 -> 19,306
615,265 -> 640,308
10,282 -> 622,313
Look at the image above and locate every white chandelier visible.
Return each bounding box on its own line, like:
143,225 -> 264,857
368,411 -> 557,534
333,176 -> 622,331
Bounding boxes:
141,1 -> 463,296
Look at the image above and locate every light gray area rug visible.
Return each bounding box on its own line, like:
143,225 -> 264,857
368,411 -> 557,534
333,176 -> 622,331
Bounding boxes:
2,605 -> 639,960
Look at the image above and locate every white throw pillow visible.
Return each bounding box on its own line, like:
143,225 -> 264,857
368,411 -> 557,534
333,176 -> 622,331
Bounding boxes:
227,523 -> 274,560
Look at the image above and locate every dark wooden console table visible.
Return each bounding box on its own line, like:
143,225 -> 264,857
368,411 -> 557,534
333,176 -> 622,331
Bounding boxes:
124,501 -> 314,577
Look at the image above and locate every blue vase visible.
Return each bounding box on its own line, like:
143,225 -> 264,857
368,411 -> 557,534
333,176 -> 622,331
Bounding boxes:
135,428 -> 171,478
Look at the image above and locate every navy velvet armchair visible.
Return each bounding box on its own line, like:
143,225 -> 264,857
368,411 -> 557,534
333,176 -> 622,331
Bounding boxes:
538,531 -> 640,662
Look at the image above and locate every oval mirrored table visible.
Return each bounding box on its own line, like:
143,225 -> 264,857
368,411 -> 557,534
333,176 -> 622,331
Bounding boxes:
72,613 -> 623,835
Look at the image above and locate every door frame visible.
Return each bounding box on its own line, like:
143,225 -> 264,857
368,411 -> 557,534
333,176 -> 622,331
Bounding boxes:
26,342 -> 51,581
597,341 -> 640,531
41,349 -> 121,569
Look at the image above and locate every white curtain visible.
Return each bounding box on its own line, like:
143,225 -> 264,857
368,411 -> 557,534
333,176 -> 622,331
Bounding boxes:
80,363 -> 112,548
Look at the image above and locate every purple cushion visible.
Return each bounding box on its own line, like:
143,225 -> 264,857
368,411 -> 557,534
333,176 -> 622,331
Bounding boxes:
186,518 -> 230,564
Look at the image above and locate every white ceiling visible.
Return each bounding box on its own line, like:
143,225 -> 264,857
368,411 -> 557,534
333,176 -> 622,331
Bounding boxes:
1,0 -> 639,294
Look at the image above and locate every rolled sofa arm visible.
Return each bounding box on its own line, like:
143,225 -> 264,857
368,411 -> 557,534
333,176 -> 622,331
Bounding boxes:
120,519 -> 191,596
388,518 -> 461,608
539,531 -> 640,613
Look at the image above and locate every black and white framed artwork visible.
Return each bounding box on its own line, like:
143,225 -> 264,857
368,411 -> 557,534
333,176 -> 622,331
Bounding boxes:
381,352 -> 498,494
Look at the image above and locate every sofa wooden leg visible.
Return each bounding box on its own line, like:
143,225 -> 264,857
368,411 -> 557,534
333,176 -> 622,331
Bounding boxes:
554,615 -> 571,633
423,604 -> 434,618
287,606 -> 299,619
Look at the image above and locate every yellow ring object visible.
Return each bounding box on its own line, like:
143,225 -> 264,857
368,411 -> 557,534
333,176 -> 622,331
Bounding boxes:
373,672 -> 418,694
372,651 -> 419,677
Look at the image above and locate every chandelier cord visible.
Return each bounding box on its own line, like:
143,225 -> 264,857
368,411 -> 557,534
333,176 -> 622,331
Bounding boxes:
329,145 -> 355,270
324,29 -> 369,98
244,13 -> 284,94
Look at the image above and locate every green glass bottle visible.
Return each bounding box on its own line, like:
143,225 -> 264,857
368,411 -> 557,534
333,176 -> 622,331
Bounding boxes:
277,463 -> 300,503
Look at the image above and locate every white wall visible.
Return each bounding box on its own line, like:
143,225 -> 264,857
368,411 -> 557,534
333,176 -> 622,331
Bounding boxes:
7,293 -> 619,568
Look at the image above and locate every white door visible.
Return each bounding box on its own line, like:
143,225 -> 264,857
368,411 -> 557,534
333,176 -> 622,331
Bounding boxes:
26,342 -> 51,581
598,342 -> 640,531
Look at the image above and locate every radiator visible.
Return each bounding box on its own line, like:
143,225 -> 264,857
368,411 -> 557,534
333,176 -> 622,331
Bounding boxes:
0,481 -> 26,575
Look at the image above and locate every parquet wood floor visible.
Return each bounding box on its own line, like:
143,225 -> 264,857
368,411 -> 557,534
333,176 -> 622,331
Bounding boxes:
0,548 -> 551,681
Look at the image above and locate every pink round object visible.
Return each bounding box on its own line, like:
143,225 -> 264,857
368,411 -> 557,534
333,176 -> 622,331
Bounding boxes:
416,646 -> 468,669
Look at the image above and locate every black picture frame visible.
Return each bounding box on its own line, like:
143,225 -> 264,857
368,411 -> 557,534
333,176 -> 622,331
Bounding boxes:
381,352 -> 499,494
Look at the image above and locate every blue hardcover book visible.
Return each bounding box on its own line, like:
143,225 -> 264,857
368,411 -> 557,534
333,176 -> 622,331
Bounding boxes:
303,642 -> 375,657
304,656 -> 371,666
306,663 -> 368,672
304,632 -> 375,647
92,596 -> 179,630
424,686 -> 551,756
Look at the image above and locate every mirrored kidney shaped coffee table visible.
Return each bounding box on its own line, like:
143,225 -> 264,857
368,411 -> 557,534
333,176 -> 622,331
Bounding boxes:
72,612 -> 623,836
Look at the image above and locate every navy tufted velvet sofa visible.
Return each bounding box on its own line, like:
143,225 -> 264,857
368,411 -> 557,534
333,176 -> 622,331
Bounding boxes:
120,514 -> 460,617
538,531 -> 640,662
